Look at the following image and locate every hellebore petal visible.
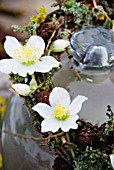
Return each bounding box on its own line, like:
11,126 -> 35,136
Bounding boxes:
50,39 -> 70,52
12,84 -> 31,96
49,87 -> 70,108
26,35 -> 45,56
41,118 -> 62,133
4,36 -> 22,58
0,59 -> 21,75
32,103 -> 53,119
61,115 -> 79,132
69,95 -> 88,115
110,154 -> 114,169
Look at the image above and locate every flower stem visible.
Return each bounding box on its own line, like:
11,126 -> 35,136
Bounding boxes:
31,74 -> 35,79
66,133 -> 79,169
37,82 -> 45,89
32,81 -> 45,93
47,49 -> 52,56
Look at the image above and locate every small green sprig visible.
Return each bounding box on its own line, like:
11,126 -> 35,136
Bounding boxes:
68,3 -> 93,27
9,73 -> 25,83
102,0 -> 112,14
11,25 -> 28,33
100,106 -> 113,139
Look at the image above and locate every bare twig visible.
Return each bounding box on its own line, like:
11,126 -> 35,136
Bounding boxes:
92,0 -> 112,24
8,82 -> 19,95
102,11 -> 112,24
92,0 -> 97,8
56,145 -> 71,161
44,24 -> 62,55
68,56 -> 81,80
61,135 -> 67,144
44,29 -> 57,55
0,129 -> 64,142
65,142 -> 78,149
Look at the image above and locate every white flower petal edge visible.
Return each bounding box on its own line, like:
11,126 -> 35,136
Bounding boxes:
4,36 -> 22,58
51,39 -> 70,52
54,39 -> 70,48
32,103 -> 53,119
69,95 -> 88,115
26,35 -> 45,56
30,56 -> 60,74
16,56 -> 60,76
12,84 -> 31,96
40,56 -> 60,67
0,59 -> 18,75
41,118 -> 62,133
0,56 -> 60,77
0,59 -> 37,77
61,115 -> 79,132
49,87 -> 70,108
110,154 -> 114,169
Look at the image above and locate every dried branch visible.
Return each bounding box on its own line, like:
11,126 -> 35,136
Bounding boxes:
44,24 -> 62,55
45,29 -> 57,55
65,141 -> 78,149
8,82 -> 19,95
68,54 -> 81,80
92,0 -> 97,8
92,0 -> 112,24
69,58 -> 81,80
0,129 -> 64,142
102,11 -> 112,24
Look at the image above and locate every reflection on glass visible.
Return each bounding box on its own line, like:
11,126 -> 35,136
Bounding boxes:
70,26 -> 114,71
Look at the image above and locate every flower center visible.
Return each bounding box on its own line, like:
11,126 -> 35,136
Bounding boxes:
53,104 -> 68,121
13,45 -> 41,65
22,46 -> 33,58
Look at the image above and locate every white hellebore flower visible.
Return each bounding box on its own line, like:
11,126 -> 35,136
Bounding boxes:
11,78 -> 38,96
50,39 -> 70,52
0,36 -> 60,77
12,83 -> 31,96
32,87 -> 88,133
110,154 -> 114,169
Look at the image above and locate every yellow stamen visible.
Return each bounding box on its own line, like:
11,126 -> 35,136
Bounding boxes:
22,45 -> 32,57
54,104 -> 68,120
13,45 -> 41,65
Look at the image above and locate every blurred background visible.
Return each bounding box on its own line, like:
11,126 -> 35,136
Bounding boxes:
0,0 -> 54,59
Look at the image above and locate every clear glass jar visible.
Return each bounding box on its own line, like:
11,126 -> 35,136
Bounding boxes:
2,94 -> 54,170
